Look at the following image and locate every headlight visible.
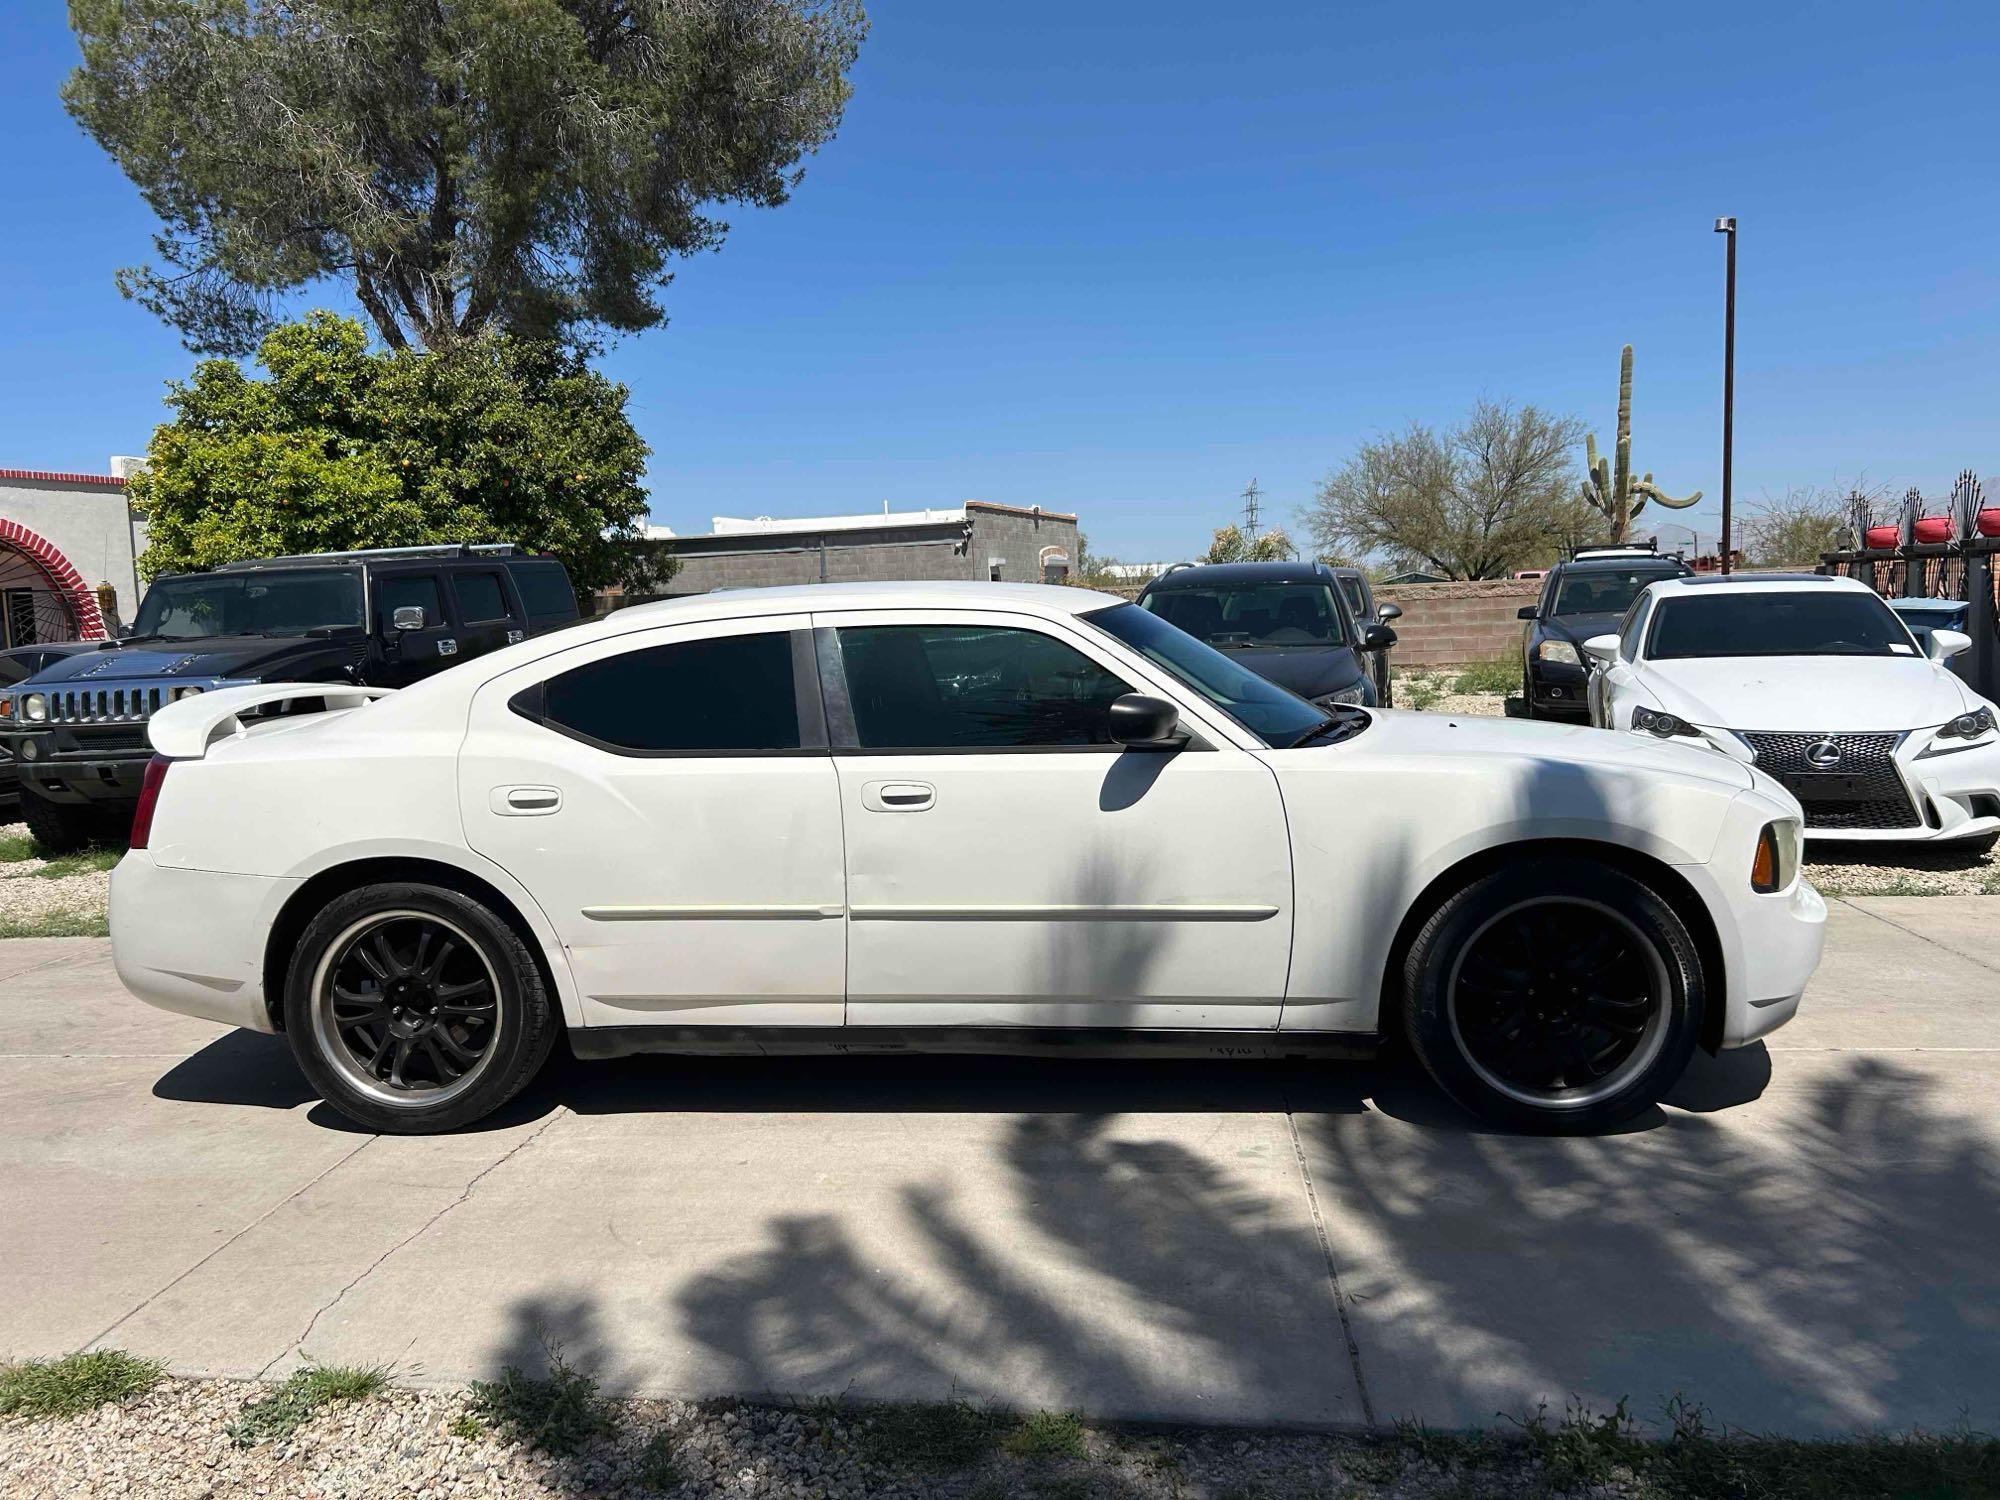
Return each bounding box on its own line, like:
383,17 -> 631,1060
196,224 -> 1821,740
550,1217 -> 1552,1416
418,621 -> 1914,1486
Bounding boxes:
21,693 -> 48,723
1535,640 -> 1582,667
1935,706 -> 1996,741
1631,705 -> 1701,739
171,685 -> 205,701
1316,683 -> 1369,708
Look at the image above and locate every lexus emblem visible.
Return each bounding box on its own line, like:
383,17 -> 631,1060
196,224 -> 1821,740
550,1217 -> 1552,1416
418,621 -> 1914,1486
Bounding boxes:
1804,738 -> 1843,769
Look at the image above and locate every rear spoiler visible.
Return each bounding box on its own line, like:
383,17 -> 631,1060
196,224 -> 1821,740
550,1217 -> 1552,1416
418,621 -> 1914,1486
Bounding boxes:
147,683 -> 395,759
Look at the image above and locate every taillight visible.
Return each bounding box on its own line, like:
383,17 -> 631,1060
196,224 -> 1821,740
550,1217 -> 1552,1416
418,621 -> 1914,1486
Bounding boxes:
130,756 -> 172,850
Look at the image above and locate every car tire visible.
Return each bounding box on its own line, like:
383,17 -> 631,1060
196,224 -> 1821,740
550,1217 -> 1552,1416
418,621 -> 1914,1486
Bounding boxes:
19,786 -> 114,856
1400,856 -> 1705,1132
283,882 -> 557,1134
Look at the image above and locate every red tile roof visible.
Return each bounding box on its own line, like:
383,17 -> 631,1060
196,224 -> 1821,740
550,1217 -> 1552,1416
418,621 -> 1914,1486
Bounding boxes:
0,468 -> 128,488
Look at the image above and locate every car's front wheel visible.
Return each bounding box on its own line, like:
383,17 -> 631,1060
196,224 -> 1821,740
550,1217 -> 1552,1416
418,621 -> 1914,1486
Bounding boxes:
1400,856 -> 1704,1132
283,883 -> 557,1133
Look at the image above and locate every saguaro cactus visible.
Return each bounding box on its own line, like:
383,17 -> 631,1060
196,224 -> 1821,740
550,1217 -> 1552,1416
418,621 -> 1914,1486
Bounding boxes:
1579,345 -> 1701,542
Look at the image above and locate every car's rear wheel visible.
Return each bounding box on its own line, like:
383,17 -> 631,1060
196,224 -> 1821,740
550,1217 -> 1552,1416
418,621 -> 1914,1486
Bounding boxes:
283,883 -> 556,1133
1400,857 -> 1704,1132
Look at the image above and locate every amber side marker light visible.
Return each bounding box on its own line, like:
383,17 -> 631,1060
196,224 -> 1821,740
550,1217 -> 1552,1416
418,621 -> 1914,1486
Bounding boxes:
1751,823 -> 1781,893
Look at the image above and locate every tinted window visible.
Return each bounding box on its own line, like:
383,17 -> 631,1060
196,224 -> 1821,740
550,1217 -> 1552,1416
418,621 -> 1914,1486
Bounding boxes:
1140,582 -> 1349,647
132,569 -> 363,638
0,653 -> 36,688
838,625 -> 1131,750
375,574 -> 443,629
1086,602 -> 1329,747
1617,596 -> 1652,662
541,633 -> 799,752
1649,592 -> 1917,660
510,561 -> 576,618
455,572 -> 509,622
1335,575 -> 1367,618
1552,567 -> 1682,617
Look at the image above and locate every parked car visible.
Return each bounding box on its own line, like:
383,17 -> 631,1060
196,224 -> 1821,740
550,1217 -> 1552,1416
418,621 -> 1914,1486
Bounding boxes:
1329,565 -> 1403,707
0,642 -> 101,821
1135,561 -> 1394,709
112,581 -> 1822,1135
3,545 -> 578,853
1517,543 -> 1693,720
1887,597 -> 1975,685
1585,574 -> 2000,852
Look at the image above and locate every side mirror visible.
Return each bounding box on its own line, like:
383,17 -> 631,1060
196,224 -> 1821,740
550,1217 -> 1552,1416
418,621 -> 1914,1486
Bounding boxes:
1517,604 -> 1539,621
1376,602 -> 1404,622
1360,623 -> 1397,652
1929,628 -> 1972,661
391,605 -> 427,632
1108,693 -> 1185,749
1581,633 -> 1620,666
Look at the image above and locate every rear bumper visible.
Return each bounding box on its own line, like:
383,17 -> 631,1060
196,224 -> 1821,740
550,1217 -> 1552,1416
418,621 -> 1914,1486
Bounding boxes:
109,853 -> 294,1032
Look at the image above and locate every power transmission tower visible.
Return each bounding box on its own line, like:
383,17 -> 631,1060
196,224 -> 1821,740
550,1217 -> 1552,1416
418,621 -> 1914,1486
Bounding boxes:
1241,479 -> 1263,540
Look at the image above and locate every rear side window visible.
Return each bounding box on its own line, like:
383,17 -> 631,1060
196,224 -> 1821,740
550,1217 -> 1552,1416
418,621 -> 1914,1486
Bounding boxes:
375,574 -> 443,629
536,632 -> 800,753
837,624 -> 1131,750
510,561 -> 576,618
455,572 -> 510,623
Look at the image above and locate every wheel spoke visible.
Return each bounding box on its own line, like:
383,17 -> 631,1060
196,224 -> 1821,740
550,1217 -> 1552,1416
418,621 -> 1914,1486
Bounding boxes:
370,930 -> 406,979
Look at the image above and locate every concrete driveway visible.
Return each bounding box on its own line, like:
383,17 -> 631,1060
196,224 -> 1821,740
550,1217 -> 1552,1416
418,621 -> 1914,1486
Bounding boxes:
3,897 -> 1997,1437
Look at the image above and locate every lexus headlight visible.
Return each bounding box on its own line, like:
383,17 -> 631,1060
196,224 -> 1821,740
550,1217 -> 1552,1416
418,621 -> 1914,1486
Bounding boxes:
21,693 -> 48,723
1935,706 -> 1996,741
1535,639 -> 1582,667
1631,705 -> 1701,739
1316,683 -> 1369,708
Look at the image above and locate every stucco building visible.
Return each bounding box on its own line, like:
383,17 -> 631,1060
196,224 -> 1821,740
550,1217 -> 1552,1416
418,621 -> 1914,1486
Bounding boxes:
0,463 -> 146,646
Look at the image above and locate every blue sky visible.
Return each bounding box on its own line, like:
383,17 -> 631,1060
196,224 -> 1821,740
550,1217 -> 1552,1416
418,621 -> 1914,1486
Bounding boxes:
5,2 -> 1998,560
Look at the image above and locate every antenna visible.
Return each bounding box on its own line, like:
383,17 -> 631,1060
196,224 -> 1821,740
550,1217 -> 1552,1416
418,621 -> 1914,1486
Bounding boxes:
1241,478 -> 1262,540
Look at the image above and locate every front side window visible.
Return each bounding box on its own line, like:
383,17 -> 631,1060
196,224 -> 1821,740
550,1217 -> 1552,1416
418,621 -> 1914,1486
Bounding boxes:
1085,602 -> 1329,747
1335,575 -> 1367,619
1551,567 -> 1682,618
537,632 -> 800,752
1617,596 -> 1653,662
132,569 -> 364,639
837,624 -> 1132,750
375,574 -> 443,629
1140,582 -> 1350,648
1648,592 -> 1919,660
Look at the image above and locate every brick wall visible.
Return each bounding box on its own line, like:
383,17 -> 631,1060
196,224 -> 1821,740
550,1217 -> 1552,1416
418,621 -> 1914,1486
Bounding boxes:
1377,578 -> 1540,667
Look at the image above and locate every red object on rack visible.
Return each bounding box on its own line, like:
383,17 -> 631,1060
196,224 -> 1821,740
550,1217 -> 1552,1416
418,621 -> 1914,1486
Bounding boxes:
1913,515 -> 1953,543
1863,524 -> 1899,548
1977,508 -> 2000,539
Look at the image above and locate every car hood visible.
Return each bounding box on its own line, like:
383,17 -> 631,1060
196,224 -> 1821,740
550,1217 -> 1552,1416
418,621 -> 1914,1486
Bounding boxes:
26,635 -> 346,685
1643,656 -> 1974,731
1540,610 -> 1624,647
1341,705 -> 1754,791
1223,645 -> 1365,698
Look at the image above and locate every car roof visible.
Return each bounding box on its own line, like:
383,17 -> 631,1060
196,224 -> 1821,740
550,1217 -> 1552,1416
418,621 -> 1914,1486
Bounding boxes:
1641,572 -> 1862,597
1553,554 -> 1690,575
622,580 -> 1124,622
1142,561 -> 1331,588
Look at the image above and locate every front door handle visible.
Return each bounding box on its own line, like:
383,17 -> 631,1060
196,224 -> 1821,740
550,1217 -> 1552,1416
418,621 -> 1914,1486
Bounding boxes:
492,784 -> 562,816
862,780 -> 935,812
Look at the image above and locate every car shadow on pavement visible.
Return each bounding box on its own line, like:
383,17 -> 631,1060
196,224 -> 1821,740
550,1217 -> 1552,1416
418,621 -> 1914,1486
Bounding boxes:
150,1028 -> 320,1111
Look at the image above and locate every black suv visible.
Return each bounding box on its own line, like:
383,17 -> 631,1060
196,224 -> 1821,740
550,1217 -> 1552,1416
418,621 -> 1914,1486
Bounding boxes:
3,544 -> 578,850
1517,543 -> 1692,721
1135,560 -> 1396,709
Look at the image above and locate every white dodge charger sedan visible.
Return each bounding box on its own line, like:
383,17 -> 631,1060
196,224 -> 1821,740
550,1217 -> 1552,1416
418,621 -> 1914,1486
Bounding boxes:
1584,574 -> 2000,852
111,582 -> 1823,1134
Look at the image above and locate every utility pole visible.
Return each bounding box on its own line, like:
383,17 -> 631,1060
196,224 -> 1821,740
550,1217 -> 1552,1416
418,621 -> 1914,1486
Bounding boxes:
1241,479 -> 1262,541
1715,216 -> 1737,574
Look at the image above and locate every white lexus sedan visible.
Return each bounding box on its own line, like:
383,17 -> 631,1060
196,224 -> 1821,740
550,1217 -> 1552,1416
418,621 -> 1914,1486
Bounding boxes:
1585,574 -> 2000,852
110,582 -> 1823,1134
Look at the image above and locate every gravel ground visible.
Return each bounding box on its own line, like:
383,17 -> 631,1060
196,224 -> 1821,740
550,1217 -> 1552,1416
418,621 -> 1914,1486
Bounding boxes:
0,821 -> 114,935
0,1372 -> 1820,1500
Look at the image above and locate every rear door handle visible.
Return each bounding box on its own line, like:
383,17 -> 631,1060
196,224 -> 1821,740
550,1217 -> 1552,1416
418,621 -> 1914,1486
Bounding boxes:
492,784 -> 562,816
862,780 -> 935,812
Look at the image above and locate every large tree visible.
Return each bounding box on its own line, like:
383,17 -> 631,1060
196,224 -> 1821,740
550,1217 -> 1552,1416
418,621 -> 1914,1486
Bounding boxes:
65,0 -> 867,354
1302,402 -> 1588,580
131,311 -> 672,594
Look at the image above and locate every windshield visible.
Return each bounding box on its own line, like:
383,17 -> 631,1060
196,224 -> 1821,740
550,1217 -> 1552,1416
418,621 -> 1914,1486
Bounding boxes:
1552,567 -> 1681,617
1139,582 -> 1350,648
1085,602 -> 1332,747
1648,592 -> 1920,660
132,569 -> 364,639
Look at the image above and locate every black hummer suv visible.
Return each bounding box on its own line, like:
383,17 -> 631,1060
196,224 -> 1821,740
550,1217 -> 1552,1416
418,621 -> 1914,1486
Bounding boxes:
3,544 -> 578,851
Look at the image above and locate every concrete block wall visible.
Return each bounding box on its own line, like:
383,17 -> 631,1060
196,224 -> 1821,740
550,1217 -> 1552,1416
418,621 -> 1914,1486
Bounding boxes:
1377,578 -> 1541,667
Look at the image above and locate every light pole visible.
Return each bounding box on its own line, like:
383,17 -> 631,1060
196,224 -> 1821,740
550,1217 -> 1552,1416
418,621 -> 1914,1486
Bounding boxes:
1715,216 -> 1737,574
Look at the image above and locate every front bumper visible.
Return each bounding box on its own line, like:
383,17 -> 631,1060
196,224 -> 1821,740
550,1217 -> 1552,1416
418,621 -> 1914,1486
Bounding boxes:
1526,658 -> 1590,717
109,852 -> 295,1032
4,728 -> 154,805
1702,727 -> 2000,844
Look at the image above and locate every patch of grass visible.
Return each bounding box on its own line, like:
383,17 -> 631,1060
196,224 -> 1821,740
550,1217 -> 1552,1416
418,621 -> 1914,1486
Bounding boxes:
0,833 -> 36,863
28,847 -> 121,880
0,1349 -> 164,1419
1513,1396 -> 1637,1488
0,910 -> 110,939
633,1429 -> 683,1491
227,1363 -> 388,1447
445,1411 -> 487,1440
467,1343 -> 617,1456
1450,657 -> 1519,697
1005,1409 -> 1087,1462
859,1398 -> 1002,1471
